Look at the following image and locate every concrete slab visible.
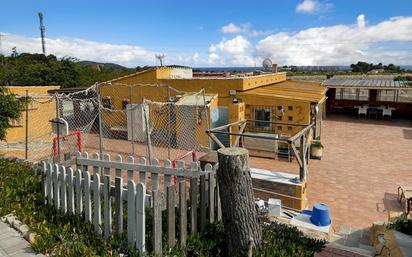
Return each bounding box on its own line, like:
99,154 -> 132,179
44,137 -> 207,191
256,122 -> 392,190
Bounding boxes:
0,222 -> 39,257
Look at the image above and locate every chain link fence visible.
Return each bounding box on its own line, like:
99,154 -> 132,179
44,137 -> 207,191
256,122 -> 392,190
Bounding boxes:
0,83 -> 210,164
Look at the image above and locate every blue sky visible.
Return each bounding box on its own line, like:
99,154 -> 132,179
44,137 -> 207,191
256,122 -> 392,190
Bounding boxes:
1,0 -> 412,67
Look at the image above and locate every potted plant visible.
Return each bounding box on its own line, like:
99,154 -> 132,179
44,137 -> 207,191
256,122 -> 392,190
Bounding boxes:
310,138 -> 324,159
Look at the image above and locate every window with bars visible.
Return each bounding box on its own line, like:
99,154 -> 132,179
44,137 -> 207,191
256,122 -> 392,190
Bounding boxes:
122,99 -> 130,110
398,90 -> 412,103
253,108 -> 272,128
377,90 -> 396,102
102,97 -> 113,109
335,88 -> 369,101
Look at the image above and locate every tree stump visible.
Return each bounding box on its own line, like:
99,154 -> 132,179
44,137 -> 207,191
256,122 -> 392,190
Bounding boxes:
217,147 -> 261,256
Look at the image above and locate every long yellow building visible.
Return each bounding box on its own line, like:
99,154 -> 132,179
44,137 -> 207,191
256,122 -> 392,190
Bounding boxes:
101,66 -> 327,143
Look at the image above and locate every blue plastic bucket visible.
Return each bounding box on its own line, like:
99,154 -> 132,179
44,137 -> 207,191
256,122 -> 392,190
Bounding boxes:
310,203 -> 331,226
301,210 -> 312,216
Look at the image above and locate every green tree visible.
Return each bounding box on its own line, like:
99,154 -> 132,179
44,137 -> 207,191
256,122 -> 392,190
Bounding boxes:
0,87 -> 24,140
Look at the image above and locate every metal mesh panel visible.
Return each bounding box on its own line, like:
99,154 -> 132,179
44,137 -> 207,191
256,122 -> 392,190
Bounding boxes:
3,83 -> 210,163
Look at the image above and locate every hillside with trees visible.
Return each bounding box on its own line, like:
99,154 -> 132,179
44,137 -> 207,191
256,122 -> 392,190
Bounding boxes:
350,61 -> 401,73
0,51 -> 148,88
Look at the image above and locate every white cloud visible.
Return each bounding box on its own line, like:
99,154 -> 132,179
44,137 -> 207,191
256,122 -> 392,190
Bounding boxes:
357,14 -> 366,29
255,15 -> 412,65
209,35 -> 254,66
208,53 -> 220,63
0,33 -> 155,66
220,23 -> 271,37
296,0 -> 332,14
221,23 -> 244,34
212,35 -> 250,55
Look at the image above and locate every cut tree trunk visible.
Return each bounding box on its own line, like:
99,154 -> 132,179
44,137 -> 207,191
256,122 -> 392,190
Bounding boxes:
217,147 -> 261,256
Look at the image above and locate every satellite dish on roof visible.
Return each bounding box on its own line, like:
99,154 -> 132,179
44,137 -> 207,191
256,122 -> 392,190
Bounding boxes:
262,58 -> 273,71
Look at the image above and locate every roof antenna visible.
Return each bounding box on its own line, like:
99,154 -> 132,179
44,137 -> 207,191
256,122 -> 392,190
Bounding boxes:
38,12 -> 46,55
155,53 -> 165,66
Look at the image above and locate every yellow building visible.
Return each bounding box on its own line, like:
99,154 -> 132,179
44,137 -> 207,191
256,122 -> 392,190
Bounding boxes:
0,86 -> 60,160
102,66 -> 327,142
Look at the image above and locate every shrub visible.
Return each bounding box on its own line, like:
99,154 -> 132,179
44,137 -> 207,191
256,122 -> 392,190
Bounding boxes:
0,158 -> 327,257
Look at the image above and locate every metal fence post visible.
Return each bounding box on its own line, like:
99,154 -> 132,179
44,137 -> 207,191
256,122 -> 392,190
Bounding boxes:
96,82 -> 104,156
25,90 -> 29,160
143,99 -> 153,165
55,94 -> 61,162
167,86 -> 171,160
129,85 -> 135,156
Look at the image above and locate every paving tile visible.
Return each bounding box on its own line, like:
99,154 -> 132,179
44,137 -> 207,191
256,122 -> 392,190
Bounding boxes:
0,222 -> 38,257
249,114 -> 412,229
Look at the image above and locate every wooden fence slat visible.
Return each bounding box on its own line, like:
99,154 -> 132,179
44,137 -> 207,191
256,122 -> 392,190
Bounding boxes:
93,173 -> 101,234
41,162 -> 47,204
207,165 -> 215,223
200,174 -> 207,232
179,180 -> 187,246
152,190 -> 162,257
81,152 -> 89,174
139,157 -> 146,184
60,166 -> 67,213
136,183 -> 146,253
216,183 -> 222,221
84,169 -> 92,222
190,177 -> 198,234
127,156 -> 135,182
103,175 -> 112,239
92,152 -> 100,175
167,185 -> 176,249
151,159 -> 159,191
115,154 -> 122,178
177,160 -> 185,182
164,160 -> 172,194
67,167 -> 75,214
127,180 -> 136,245
75,169 -> 83,214
75,151 -> 83,171
47,163 -> 53,205
103,154 -> 111,176
53,164 -> 60,209
115,177 -> 123,235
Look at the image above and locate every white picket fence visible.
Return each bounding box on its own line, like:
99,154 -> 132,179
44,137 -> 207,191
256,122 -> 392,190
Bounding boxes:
41,151 -> 222,256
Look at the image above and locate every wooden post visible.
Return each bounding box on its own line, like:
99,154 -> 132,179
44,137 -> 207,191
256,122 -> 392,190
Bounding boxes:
103,175 -> 112,239
115,177 -> 123,235
93,173 -> 101,235
167,185 -> 176,249
84,170 -> 92,222
127,180 -> 136,244
179,180 -> 187,246
189,177 -> 198,234
136,183 -> 146,253
200,174 -> 207,232
152,190 -> 162,256
217,147 -> 261,256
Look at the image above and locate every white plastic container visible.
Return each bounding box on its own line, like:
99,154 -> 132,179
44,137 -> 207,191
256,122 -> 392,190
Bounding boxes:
268,198 -> 282,217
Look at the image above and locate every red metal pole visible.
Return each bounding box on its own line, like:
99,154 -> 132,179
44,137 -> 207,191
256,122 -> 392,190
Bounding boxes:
77,130 -> 83,153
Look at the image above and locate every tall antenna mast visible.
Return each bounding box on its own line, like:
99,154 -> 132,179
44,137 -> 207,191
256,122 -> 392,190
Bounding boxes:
155,54 -> 165,66
38,12 -> 46,55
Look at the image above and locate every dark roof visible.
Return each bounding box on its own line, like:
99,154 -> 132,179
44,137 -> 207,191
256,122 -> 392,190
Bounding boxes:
322,79 -> 412,89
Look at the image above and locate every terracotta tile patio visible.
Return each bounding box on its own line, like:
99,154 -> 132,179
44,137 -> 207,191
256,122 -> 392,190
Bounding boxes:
251,114 -> 412,229
75,114 -> 412,230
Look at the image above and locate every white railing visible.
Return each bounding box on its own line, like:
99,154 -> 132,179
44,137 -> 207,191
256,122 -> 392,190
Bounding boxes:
41,151 -> 221,256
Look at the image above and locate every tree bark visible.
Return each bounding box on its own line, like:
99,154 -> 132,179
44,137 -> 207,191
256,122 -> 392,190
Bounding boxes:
217,147 -> 261,256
